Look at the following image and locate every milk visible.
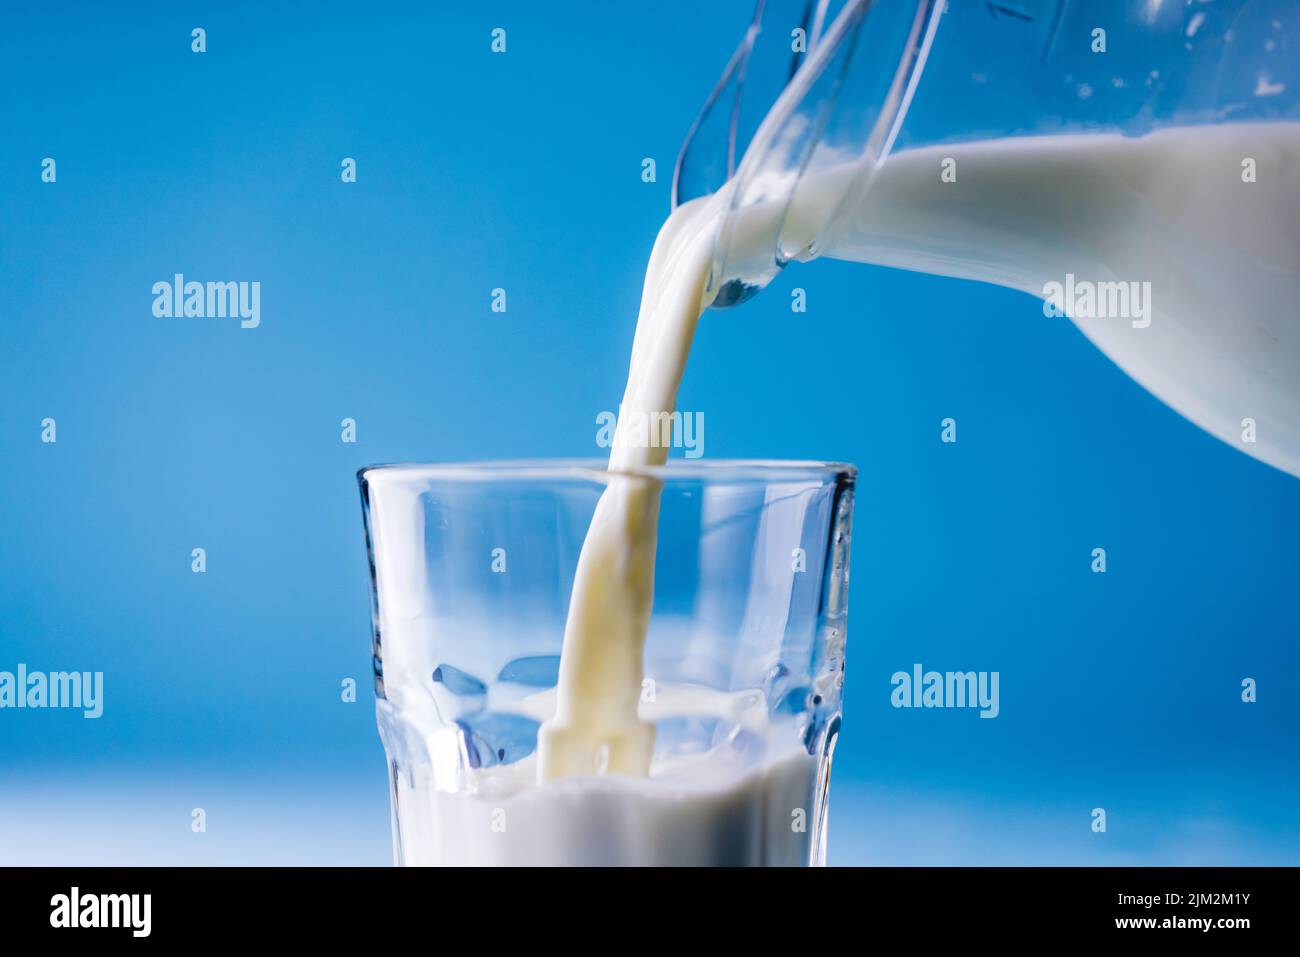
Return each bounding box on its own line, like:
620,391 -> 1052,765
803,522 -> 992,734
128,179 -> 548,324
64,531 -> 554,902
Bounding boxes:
395,751 -> 817,866
824,123 -> 1300,477
537,194 -> 728,780
538,121 -> 1300,781
383,674 -> 823,866
392,188 -> 829,865
405,122 -> 1298,866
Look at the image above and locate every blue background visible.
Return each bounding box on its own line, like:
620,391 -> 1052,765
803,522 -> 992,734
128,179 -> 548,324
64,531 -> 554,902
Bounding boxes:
1,1 -> 1296,865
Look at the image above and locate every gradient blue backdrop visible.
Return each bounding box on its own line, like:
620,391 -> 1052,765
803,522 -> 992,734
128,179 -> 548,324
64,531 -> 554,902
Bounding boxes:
1,1 -> 1296,865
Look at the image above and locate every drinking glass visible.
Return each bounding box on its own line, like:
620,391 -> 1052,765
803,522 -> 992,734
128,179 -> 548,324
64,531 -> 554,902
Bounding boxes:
358,459 -> 855,866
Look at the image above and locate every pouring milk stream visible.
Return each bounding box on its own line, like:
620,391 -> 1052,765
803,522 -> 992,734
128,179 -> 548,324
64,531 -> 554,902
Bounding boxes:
538,0 -> 1300,784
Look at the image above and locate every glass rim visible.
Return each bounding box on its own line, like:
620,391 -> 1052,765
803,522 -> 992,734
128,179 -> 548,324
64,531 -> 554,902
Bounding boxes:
358,458 -> 856,486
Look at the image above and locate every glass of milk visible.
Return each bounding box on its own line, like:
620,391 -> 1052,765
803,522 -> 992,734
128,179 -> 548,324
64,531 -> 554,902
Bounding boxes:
358,459 -> 855,866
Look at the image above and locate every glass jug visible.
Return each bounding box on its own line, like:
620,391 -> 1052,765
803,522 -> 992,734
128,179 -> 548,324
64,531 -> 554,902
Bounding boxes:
676,0 -> 1300,477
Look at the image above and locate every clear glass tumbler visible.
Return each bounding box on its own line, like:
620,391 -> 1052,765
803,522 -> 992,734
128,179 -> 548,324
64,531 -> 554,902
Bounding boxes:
357,459 -> 855,866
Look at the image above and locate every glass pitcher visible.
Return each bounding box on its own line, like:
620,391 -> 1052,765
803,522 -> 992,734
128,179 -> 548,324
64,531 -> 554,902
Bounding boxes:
676,0 -> 1300,477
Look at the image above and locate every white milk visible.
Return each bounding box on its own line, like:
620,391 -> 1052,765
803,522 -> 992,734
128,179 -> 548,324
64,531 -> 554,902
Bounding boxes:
413,122 -> 1298,866
823,123 -> 1300,477
386,677 -> 821,866
395,751 -> 816,866
538,121 -> 1300,779
388,191 -> 809,866
397,724 -> 818,866
537,195 -> 728,780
